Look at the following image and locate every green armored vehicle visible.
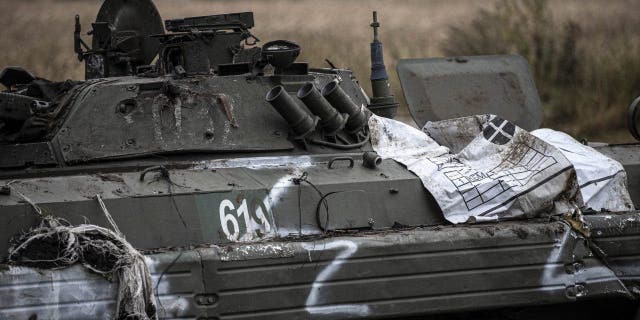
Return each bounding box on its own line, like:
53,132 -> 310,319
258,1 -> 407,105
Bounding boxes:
1,0 -> 640,319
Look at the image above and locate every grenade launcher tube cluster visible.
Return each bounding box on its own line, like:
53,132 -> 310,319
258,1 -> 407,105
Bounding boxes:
265,81 -> 368,137
265,85 -> 317,138
297,82 -> 348,136
321,81 -> 368,133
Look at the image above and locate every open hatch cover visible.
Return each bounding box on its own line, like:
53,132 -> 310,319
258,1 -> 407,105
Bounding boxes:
397,55 -> 542,131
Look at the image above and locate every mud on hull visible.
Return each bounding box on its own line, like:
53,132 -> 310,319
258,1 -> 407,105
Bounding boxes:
2,212 -> 639,319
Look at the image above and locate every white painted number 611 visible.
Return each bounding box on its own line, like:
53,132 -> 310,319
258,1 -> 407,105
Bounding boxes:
219,198 -> 271,241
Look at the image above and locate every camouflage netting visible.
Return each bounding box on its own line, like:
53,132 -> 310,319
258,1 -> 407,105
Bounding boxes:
7,215 -> 157,320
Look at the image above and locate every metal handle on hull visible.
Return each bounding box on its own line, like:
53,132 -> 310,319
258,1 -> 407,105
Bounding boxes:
328,157 -> 354,169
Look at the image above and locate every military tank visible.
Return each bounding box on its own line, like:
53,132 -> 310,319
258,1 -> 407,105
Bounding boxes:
1,0 -> 639,319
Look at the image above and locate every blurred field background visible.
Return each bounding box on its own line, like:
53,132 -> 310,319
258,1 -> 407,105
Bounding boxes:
1,0 -> 638,142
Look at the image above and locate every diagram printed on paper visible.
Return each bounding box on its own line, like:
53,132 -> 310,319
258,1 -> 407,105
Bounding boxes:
429,142 -> 559,210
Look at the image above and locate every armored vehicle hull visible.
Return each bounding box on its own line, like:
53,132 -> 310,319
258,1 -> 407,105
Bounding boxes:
1,141 -> 638,319
1,1 -> 640,319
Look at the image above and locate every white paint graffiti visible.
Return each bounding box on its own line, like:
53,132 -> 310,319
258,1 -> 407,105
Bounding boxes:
266,167 -> 308,237
222,121 -> 231,145
540,225 -> 621,297
304,240 -> 371,316
206,156 -> 318,240
151,95 -> 183,146
540,228 -> 572,287
248,159 -> 313,237
219,197 -> 272,241
151,97 -> 165,147
173,97 -> 182,136
144,256 -> 190,317
0,265 -> 115,320
193,155 -> 314,170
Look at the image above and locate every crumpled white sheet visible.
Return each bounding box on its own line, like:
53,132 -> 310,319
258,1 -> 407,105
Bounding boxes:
531,128 -> 634,211
369,114 -> 634,224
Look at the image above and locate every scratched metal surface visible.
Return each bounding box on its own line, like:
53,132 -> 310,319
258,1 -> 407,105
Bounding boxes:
0,147 -> 638,319
0,251 -> 204,320
0,0 -> 638,316
210,217 -> 637,319
1,214 -> 639,319
0,155 -> 444,257
0,69 -> 369,168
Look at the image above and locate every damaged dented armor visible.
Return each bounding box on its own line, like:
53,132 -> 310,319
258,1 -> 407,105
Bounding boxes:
1,1 -> 640,320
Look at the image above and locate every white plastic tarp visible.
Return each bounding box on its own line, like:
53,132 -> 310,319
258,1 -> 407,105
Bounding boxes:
531,128 -> 634,211
369,114 -> 634,224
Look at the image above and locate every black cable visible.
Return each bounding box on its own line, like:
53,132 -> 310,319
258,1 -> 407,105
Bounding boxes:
140,166 -> 191,317
315,191 -> 342,232
309,128 -> 370,150
293,173 -> 333,233
154,249 -> 183,316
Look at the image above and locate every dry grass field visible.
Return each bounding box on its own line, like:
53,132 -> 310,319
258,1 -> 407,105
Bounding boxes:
1,0 -> 639,142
